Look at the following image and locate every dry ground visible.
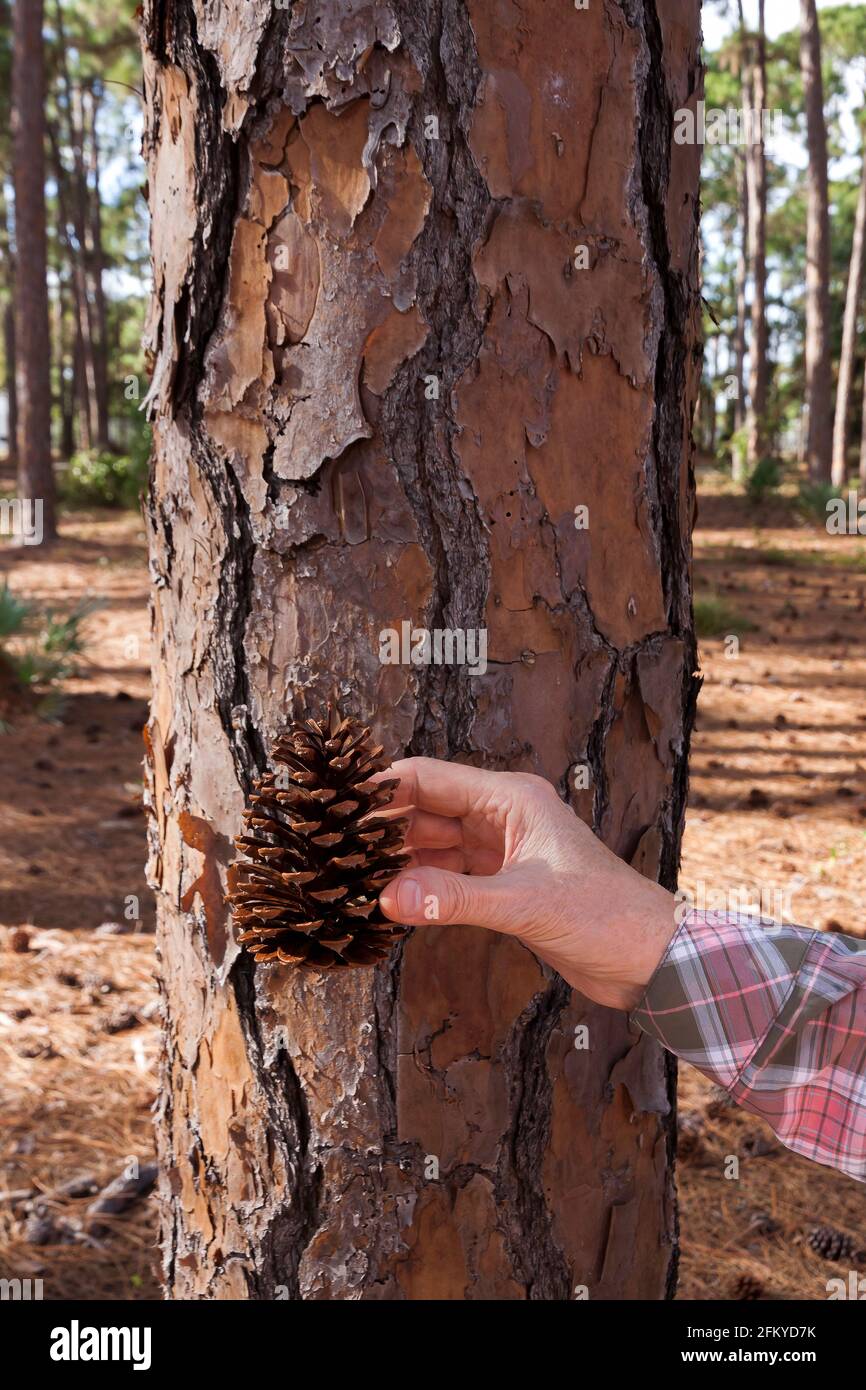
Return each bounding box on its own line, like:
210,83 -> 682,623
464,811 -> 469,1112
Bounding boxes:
0,509 -> 159,1299
676,467 -> 866,1299
1,471 -> 864,1300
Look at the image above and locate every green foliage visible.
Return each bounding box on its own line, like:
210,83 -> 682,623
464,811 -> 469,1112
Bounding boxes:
12,599 -> 95,689
0,582 -> 97,724
819,5 -> 866,91
744,456 -> 783,503
0,583 -> 30,640
796,480 -> 843,523
694,594 -> 753,639
60,444 -> 147,509
721,425 -> 749,471
700,6 -> 866,462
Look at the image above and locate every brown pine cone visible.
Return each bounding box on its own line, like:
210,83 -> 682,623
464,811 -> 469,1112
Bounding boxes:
227,705 -> 410,971
807,1225 -> 855,1263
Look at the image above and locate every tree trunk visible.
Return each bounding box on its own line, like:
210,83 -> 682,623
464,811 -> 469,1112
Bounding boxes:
731,1 -> 750,481
49,127 -> 92,454
56,277 -> 75,460
11,0 -> 56,537
746,1 -> 768,473
731,150 -> 749,475
4,302 -> 17,469
142,0 -> 702,1300
54,0 -> 105,451
1,189 -> 17,470
800,0 -> 833,482
860,355 -> 866,485
832,141 -> 866,488
84,84 -> 111,449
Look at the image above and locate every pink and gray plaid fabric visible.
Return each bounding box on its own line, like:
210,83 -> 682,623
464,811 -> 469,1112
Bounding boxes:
632,910 -> 866,1182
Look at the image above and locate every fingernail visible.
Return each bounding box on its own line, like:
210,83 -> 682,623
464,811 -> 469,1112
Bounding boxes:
397,877 -> 422,919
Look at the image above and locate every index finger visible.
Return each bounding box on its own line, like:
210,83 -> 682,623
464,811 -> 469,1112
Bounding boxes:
371,756 -> 506,819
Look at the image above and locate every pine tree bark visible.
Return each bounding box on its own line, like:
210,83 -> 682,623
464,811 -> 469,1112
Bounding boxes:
832,142 -> 866,488
746,0 -> 768,473
143,0 -> 702,1300
800,0 -> 833,482
11,0 -> 56,537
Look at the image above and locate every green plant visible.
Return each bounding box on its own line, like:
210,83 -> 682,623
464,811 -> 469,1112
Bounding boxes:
795,480 -> 842,523
694,593 -> 754,638
0,583 -> 30,639
757,546 -> 797,567
744,456 -> 782,503
721,425 -> 748,473
60,446 -> 147,509
0,585 -> 98,724
13,601 -> 95,688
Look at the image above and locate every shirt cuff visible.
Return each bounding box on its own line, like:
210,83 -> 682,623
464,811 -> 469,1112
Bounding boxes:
630,908 -> 815,1090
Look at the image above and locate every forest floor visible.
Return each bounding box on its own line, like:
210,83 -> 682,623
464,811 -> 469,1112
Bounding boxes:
0,467 -> 865,1301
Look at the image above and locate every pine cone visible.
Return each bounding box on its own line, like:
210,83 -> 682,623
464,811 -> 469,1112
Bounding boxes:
807,1225 -> 855,1262
227,706 -> 410,971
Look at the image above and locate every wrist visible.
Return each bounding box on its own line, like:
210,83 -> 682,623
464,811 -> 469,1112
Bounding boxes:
561,878 -> 680,1012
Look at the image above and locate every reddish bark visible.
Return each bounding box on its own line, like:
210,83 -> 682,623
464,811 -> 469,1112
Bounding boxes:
142,0 -> 702,1299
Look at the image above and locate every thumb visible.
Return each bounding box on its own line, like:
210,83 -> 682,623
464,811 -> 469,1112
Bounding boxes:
379,867 -> 524,933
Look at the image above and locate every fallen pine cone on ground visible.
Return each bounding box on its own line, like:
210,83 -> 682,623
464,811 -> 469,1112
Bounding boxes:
806,1224 -> 861,1263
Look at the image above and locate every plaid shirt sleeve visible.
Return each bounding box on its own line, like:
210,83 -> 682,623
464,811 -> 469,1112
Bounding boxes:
631,910 -> 866,1182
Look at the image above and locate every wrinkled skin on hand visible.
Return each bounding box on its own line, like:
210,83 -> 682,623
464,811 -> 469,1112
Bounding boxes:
375,757 -> 679,1011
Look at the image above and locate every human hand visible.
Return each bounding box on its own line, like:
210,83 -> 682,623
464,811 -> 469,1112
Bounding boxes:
376,757 -> 678,1011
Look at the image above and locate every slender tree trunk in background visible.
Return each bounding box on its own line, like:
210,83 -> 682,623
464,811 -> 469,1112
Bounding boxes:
731,149 -> 749,478
746,0 -> 768,473
11,0 -> 56,537
69,88 -> 102,449
57,278 -> 75,459
800,0 -> 833,482
51,208 -> 76,461
4,303 -> 17,469
731,1 -> 750,481
704,336 -> 718,456
142,0 -> 702,1299
860,359 -> 866,485
73,328 -> 92,450
50,130 -> 92,454
85,84 -> 111,448
832,141 -> 866,488
701,384 -> 714,455
54,0 -> 104,451
0,191 -> 17,470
